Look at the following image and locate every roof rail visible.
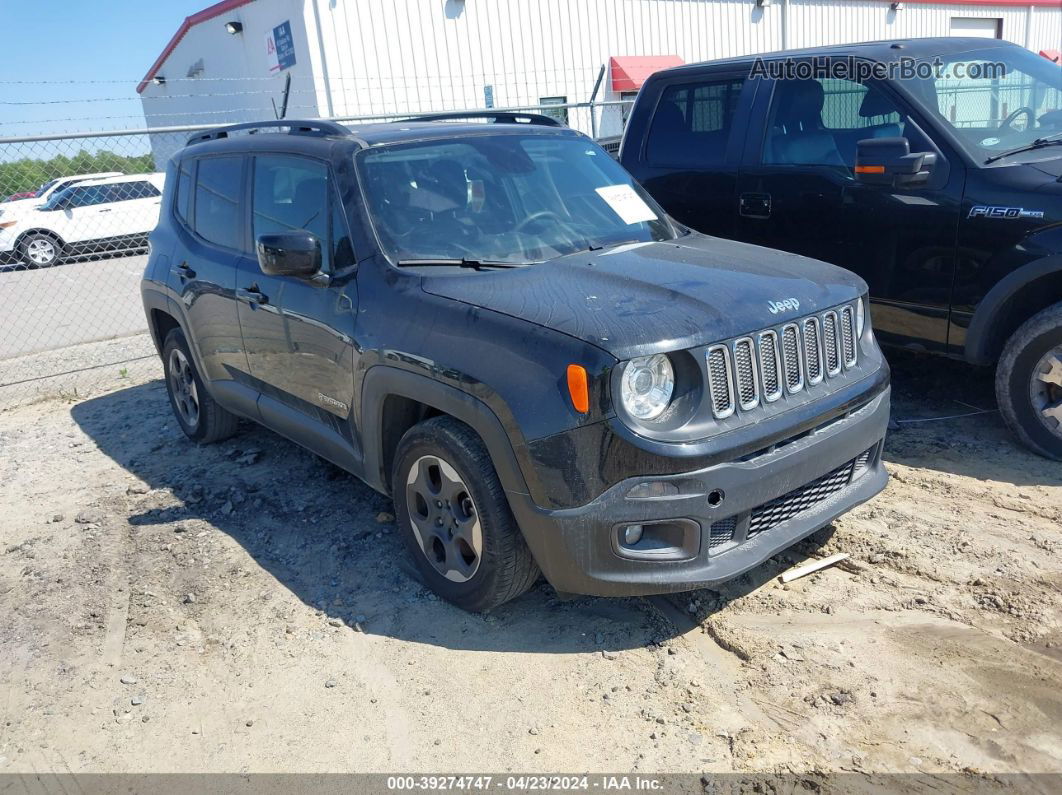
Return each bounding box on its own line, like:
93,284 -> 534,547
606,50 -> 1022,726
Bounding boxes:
186,119 -> 349,145
400,111 -> 563,127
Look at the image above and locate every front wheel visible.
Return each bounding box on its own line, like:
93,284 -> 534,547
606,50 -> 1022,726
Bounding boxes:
21,233 -> 61,267
996,302 -> 1062,460
392,416 -> 539,611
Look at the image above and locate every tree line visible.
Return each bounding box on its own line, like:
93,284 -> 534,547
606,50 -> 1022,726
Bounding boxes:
0,150 -> 155,198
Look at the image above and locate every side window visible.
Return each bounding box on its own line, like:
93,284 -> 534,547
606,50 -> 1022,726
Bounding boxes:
252,155 -> 331,271
647,79 -> 744,166
764,77 -> 904,168
69,185 -> 108,208
175,161 -> 193,223
194,156 -> 243,250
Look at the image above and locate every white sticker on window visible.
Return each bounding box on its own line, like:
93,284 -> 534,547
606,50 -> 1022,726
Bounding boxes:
594,184 -> 656,225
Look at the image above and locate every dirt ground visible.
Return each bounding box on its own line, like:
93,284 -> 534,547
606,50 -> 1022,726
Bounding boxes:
1,350 -> 1060,786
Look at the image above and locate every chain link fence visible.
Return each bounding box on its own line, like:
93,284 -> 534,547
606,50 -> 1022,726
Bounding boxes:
0,100 -> 631,409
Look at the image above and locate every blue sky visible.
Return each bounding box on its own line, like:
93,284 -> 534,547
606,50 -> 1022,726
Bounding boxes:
0,0 -> 208,136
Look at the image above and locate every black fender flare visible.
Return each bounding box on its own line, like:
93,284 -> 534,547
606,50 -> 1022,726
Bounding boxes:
965,254 -> 1062,365
141,287 -> 175,354
16,228 -> 67,251
359,365 -> 532,500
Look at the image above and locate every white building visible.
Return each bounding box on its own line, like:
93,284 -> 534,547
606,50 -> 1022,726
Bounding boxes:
139,0 -> 1062,163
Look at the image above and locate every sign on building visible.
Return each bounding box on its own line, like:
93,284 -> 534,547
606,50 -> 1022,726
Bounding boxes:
265,20 -> 296,74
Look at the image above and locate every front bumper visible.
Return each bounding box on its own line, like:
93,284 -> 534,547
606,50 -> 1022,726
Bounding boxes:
507,387 -> 889,597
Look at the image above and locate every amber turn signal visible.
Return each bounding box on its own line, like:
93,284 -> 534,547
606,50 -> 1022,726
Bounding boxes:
854,165 -> 886,174
566,364 -> 589,414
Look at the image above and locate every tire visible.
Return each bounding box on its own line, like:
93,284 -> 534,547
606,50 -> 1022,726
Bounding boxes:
996,301 -> 1062,461
20,233 -> 62,268
392,416 -> 540,611
162,328 -> 239,444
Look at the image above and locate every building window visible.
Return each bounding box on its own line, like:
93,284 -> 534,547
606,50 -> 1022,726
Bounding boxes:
949,17 -> 1002,39
540,96 -> 568,125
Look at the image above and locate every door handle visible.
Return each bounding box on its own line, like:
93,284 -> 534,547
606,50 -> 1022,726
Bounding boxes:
98,208 -> 112,213
170,261 -> 196,280
237,286 -> 268,305
739,192 -> 772,219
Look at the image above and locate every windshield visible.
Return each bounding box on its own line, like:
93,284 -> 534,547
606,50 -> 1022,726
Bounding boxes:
906,46 -> 1062,162
42,185 -> 75,211
357,134 -> 676,265
35,178 -> 60,198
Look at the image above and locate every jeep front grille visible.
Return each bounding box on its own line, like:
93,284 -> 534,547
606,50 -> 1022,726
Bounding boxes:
704,302 -> 860,419
706,345 -> 735,419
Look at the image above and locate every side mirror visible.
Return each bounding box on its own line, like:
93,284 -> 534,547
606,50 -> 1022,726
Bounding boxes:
256,231 -> 322,278
855,137 -> 934,187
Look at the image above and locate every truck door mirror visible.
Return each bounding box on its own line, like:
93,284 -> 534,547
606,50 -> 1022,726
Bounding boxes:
256,231 -> 322,278
855,137 -> 934,187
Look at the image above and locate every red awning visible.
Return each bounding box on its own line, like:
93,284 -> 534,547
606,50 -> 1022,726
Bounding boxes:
1040,50 -> 1061,64
609,56 -> 685,92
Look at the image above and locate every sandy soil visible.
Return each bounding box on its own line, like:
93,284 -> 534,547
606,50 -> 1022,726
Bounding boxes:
1,350 -> 1060,785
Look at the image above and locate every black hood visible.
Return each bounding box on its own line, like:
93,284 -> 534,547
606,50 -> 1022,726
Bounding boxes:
421,234 -> 867,360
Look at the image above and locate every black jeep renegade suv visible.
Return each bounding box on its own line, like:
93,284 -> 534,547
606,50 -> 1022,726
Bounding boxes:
141,115 -> 890,611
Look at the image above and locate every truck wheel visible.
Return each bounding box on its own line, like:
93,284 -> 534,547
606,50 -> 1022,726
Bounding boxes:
21,233 -> 62,267
162,328 -> 239,444
392,416 -> 540,611
996,302 -> 1062,461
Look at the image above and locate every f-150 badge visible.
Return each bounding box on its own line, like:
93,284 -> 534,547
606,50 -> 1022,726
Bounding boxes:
968,206 -> 1044,219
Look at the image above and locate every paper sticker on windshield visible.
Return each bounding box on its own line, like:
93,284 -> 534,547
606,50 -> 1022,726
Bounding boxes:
980,137 -> 1001,146
595,184 -> 656,225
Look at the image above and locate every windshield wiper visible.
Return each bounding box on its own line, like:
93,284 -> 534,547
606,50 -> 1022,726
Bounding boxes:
395,258 -> 524,269
985,132 -> 1062,164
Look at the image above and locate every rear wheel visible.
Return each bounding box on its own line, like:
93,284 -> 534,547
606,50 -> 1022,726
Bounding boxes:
21,233 -> 61,267
996,302 -> 1062,461
392,416 -> 539,611
162,328 -> 239,444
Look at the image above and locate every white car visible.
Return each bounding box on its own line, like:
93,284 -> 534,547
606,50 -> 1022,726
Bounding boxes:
0,172 -> 123,219
0,173 -> 165,267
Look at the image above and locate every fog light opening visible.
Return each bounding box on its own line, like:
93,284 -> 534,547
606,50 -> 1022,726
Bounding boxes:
707,488 -> 725,507
623,525 -> 644,546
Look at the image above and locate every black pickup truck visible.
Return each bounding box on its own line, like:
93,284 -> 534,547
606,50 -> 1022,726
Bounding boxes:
620,37 -> 1062,459
142,115 -> 889,611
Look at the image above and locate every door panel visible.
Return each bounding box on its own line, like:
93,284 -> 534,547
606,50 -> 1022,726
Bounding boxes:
736,70 -> 964,351
626,72 -> 753,240
237,154 -> 359,436
172,155 -> 248,384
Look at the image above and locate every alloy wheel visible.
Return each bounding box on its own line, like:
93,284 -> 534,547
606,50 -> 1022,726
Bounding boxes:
1031,345 -> 1062,440
167,347 -> 200,429
405,454 -> 483,583
26,238 -> 56,266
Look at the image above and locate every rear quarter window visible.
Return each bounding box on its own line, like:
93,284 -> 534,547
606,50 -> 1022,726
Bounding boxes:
647,78 -> 744,167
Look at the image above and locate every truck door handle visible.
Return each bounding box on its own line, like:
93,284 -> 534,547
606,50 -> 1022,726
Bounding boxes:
739,192 -> 772,219
171,261 -> 195,280
98,208 -> 112,213
237,286 -> 268,306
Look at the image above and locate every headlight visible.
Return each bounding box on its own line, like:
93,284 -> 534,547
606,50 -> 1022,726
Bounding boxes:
856,296 -> 866,337
621,354 -> 674,420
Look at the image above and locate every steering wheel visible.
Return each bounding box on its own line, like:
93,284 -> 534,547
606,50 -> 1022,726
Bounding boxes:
514,211 -> 571,235
999,106 -> 1035,133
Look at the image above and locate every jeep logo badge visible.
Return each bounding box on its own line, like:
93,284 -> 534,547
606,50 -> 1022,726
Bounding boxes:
767,298 -> 800,315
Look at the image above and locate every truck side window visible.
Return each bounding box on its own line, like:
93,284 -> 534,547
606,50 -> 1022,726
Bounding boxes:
647,79 -> 744,167
252,155 -> 332,272
764,78 -> 902,168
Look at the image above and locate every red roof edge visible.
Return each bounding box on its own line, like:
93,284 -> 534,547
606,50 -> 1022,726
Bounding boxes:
138,0 -> 256,94
610,56 -> 685,93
